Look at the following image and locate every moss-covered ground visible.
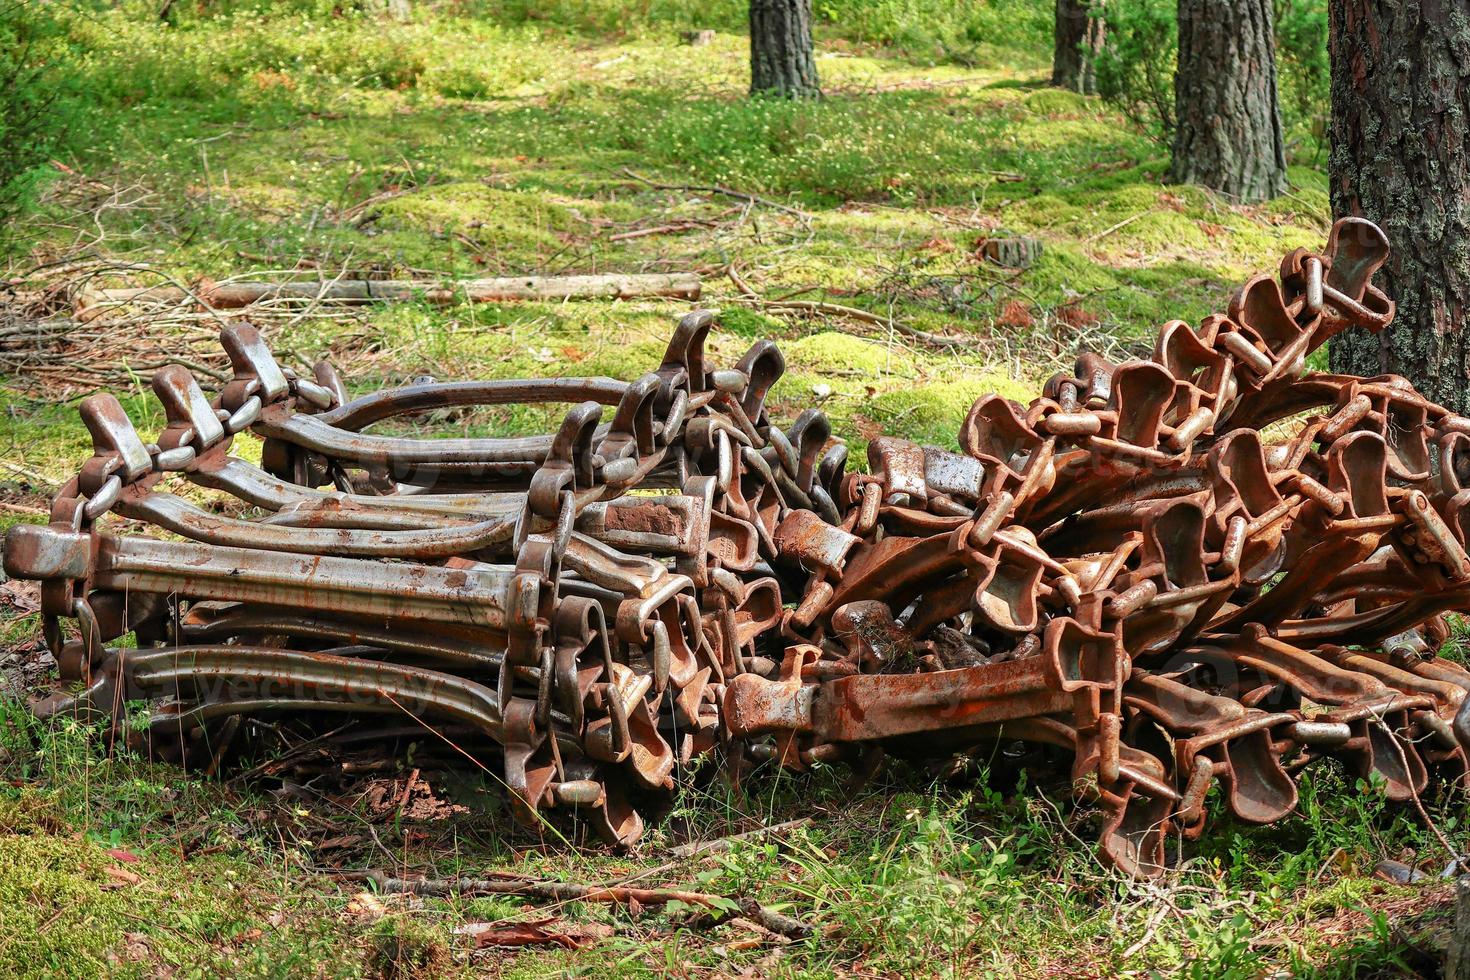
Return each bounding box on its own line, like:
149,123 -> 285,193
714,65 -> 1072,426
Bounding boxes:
0,3 -> 1461,976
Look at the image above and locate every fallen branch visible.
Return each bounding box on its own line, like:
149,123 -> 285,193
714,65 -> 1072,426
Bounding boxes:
75,273 -> 702,318
1085,210 -> 1148,243
733,899 -> 813,941
608,221 -> 712,242
346,869 -> 813,939
727,266 -> 967,349
352,869 -> 727,909
0,460 -> 60,489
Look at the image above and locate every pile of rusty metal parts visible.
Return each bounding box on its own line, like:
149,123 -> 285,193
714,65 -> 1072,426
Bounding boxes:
8,216 -> 1470,876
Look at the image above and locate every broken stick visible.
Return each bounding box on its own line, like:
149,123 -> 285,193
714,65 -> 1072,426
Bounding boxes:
348,869 -> 813,940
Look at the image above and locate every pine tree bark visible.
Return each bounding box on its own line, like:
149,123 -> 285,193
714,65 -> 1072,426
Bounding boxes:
1326,0 -> 1470,413
749,0 -> 820,99
1169,0 -> 1289,203
1052,0 -> 1104,96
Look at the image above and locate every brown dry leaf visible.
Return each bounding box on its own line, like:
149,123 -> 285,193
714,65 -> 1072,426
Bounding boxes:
455,917 -> 615,949
919,237 -> 954,253
118,932 -> 152,963
105,848 -> 141,863
1199,221 -> 1226,240
851,413 -> 883,441
1157,192 -> 1188,212
103,864 -> 141,887
996,300 -> 1034,330
1056,303 -> 1099,329
252,70 -> 296,92
347,892 -> 388,919
313,833 -> 364,851
0,579 -> 40,612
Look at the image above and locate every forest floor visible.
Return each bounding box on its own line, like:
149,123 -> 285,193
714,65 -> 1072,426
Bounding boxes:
0,7 -> 1463,978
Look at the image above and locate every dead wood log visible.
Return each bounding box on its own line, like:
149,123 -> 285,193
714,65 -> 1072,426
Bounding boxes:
74,273 -> 702,319
1450,875 -> 1470,980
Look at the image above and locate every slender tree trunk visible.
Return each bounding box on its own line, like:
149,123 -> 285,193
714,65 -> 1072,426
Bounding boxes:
1052,0 -> 1104,96
1169,0 -> 1289,202
749,0 -> 820,99
1327,0 -> 1470,413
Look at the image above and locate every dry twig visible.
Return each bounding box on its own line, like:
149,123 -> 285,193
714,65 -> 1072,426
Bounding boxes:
669,818 -> 814,858
727,265 -> 968,349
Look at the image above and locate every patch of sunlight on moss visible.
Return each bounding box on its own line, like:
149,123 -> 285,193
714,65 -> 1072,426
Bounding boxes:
1025,245 -> 1127,299
376,182 -> 575,247
712,307 -> 784,339
1012,117 -> 1131,154
576,337 -> 672,379
867,373 -> 1028,450
784,332 -> 897,375
819,206 -> 949,238
1020,87 -> 1093,117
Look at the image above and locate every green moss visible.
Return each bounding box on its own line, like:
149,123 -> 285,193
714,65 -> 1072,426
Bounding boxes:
865,372 -> 1029,450
365,916 -> 449,980
783,331 -> 896,375
0,790 -> 66,835
0,834 -> 126,977
376,182 -> 576,251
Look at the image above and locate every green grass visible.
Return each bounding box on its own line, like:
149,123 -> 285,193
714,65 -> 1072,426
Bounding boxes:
1,3 -> 1330,480
0,709 -> 1460,977
0,2 -> 1448,977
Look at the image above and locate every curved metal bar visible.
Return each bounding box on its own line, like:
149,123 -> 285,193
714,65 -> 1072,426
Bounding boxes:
117,645 -> 506,739
179,606 -> 507,669
118,490 -> 518,559
93,534 -> 514,629
316,377 -> 629,431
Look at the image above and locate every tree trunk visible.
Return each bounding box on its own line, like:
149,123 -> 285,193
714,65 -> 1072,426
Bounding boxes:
1169,0 -> 1288,202
1326,0 -> 1470,413
1052,0 -> 1104,96
749,0 -> 820,99
1451,875 -> 1470,980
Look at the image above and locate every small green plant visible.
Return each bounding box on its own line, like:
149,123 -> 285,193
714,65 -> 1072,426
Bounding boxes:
1092,0 -> 1177,146
813,0 -> 1052,66
365,916 -> 449,980
1274,0 -> 1329,161
0,1 -> 69,235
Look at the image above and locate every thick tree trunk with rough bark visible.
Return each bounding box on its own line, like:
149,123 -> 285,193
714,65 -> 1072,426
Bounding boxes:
749,0 -> 819,99
1169,0 -> 1288,202
1052,0 -> 1104,95
1327,0 -> 1470,413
